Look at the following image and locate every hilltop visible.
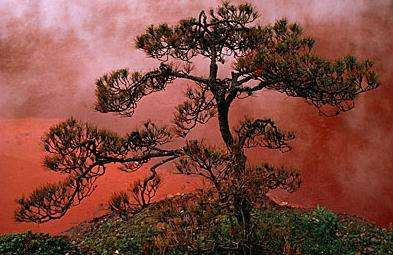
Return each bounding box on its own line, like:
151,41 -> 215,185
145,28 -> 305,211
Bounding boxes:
1,193 -> 392,254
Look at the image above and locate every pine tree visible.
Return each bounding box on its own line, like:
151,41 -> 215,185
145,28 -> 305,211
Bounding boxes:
16,3 -> 378,250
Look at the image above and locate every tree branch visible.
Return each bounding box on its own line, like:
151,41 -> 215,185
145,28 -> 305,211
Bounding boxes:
174,86 -> 216,137
15,118 -> 182,223
235,118 -> 295,151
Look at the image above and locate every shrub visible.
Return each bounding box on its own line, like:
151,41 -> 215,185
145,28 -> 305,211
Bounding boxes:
289,206 -> 347,254
0,231 -> 82,255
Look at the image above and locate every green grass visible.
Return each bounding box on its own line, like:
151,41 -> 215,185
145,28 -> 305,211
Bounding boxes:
2,199 -> 392,254
0,231 -> 82,255
254,206 -> 393,254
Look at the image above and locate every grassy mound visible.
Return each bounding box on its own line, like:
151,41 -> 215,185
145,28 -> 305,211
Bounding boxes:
2,195 -> 392,254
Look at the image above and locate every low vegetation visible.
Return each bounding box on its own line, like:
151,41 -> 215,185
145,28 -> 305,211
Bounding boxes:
0,231 -> 82,255
3,193 -> 392,254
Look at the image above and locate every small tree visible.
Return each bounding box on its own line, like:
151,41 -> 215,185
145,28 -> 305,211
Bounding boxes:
16,2 -> 378,250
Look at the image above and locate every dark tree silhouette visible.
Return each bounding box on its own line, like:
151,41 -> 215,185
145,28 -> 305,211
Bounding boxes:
16,2 -> 378,239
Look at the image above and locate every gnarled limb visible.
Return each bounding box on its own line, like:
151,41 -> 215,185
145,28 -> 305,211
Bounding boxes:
95,64 -> 175,117
15,165 -> 105,223
42,118 -> 124,176
96,62 -> 209,118
15,118 -> 181,223
135,3 -> 258,63
232,19 -> 379,115
109,155 -> 178,217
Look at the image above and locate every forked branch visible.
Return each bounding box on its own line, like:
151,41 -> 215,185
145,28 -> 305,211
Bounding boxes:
15,118 -> 180,222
